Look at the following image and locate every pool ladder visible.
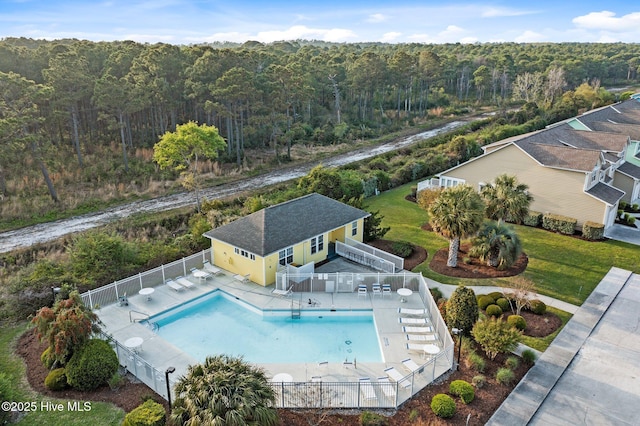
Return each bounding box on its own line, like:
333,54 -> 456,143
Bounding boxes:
291,299 -> 301,319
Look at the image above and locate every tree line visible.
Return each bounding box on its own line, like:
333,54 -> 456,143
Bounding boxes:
1,37 -> 639,208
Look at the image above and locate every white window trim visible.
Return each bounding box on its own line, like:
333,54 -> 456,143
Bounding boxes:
279,246 -> 293,266
310,235 -> 324,254
351,221 -> 358,236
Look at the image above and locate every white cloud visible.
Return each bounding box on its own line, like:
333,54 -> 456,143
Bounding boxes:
481,7 -> 537,18
380,31 -> 401,42
515,30 -> 547,43
367,13 -> 387,23
247,25 -> 356,43
572,10 -> 640,31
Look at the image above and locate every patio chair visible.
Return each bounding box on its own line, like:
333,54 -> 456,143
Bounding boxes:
359,377 -> 377,401
402,326 -> 433,334
402,358 -> 423,373
383,366 -> 411,388
398,307 -> 428,316
165,279 -> 183,292
118,293 -> 129,306
406,343 -> 441,358
234,273 -> 250,283
406,333 -> 437,342
376,376 -> 397,398
372,284 -> 382,297
398,317 -> 429,324
382,284 -> 392,297
272,287 -> 292,297
357,284 -> 368,297
176,276 -> 195,289
203,260 -> 223,276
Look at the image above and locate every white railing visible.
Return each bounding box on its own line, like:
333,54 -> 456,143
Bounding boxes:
417,177 -> 440,192
345,237 -> 404,271
335,241 -> 396,273
80,250 -> 212,309
275,271 -> 424,293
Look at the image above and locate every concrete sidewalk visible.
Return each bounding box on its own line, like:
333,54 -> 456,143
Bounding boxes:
486,267 -> 640,425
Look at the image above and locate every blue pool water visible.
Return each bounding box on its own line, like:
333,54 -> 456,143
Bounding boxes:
145,291 -> 383,364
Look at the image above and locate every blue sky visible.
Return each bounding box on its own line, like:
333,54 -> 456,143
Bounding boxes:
1,0 -> 639,44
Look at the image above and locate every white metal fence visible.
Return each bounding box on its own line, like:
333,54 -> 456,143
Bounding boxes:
345,237 -> 404,271
80,250 -> 211,309
335,241 -> 396,273
275,271 -> 424,293
417,177 -> 440,192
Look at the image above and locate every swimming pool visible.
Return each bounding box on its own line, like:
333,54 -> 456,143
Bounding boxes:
144,291 -> 383,364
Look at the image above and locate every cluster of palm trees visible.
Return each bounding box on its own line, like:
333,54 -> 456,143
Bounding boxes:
427,174 -> 532,268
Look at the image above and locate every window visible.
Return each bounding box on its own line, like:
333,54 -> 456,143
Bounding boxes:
351,221 -> 358,236
234,247 -> 255,261
279,247 -> 293,266
440,177 -> 464,188
310,235 -> 324,254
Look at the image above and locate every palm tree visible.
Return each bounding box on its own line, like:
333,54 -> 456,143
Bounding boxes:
170,354 -> 278,426
428,184 -> 485,267
470,221 -> 522,269
481,174 -> 533,224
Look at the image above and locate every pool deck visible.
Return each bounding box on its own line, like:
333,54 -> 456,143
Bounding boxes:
97,265 -> 451,390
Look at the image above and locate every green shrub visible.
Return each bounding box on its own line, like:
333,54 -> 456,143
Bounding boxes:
65,339 -> 119,391
507,314 -> 527,331
44,368 -> 68,391
359,411 -> 388,426
542,213 -> 577,235
449,380 -> 475,404
523,210 -> 542,227
477,295 -> 495,310
108,371 -> 125,390
430,287 -> 443,301
472,375 -> 486,389
391,241 -> 413,258
485,304 -> 503,317
41,346 -> 55,369
122,399 -> 166,426
582,221 -> 605,240
505,356 -> 520,370
496,367 -> 515,384
465,352 -> 486,373
471,318 -> 522,360
521,349 -> 537,365
446,286 -> 479,335
430,394 -> 456,418
529,299 -> 547,315
488,291 -> 504,300
496,297 -> 510,312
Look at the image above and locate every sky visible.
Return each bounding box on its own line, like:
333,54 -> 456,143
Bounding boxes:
1,0 -> 640,45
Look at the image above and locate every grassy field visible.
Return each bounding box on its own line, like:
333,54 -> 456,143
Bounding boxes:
365,182 -> 640,306
0,323 -> 124,426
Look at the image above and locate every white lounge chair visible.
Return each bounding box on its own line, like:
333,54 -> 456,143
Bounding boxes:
402,358 -> 423,373
203,261 -> 223,275
382,284 -> 392,297
359,377 -> 377,400
402,326 -> 433,334
234,273 -> 250,283
406,343 -> 442,357
166,279 -> 183,292
372,284 -> 382,297
272,287 -> 292,297
406,334 -> 437,342
376,377 -> 397,398
357,284 -> 368,297
383,367 -> 411,388
399,317 -> 429,324
176,276 -> 195,289
398,307 -> 428,316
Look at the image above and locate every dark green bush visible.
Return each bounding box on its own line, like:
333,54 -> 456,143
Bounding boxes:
496,297 -> 510,312
446,286 -> 478,335
523,210 -> 543,227
359,411 -> 388,426
465,352 -> 486,373
522,349 -> 537,365
44,368 -> 68,391
449,380 -> 475,404
65,339 -> 118,391
430,287 -> 443,301
485,304 -> 503,317
505,356 -> 520,370
496,367 -> 515,385
507,314 -> 527,331
529,299 -> 547,315
41,347 -> 55,369
122,399 -> 166,426
542,213 -> 577,235
430,393 -> 456,418
390,241 -> 413,258
582,221 -> 605,240
477,295 -> 495,310
488,291 -> 504,301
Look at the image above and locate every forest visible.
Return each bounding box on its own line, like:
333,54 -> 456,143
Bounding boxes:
1,38 -> 640,226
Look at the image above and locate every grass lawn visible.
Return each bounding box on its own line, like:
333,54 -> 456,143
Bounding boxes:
518,307 -> 573,352
0,323 -> 124,426
365,182 -> 640,306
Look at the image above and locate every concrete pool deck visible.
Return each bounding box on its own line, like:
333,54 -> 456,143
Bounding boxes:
96,264 -> 452,395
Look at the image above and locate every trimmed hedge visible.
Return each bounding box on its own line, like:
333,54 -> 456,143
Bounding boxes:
449,380 -> 475,404
488,291 -> 504,301
523,210 -> 542,227
431,393 -> 456,418
507,315 -> 527,331
66,339 -> 118,391
477,295 -> 495,310
44,368 -> 68,391
542,213 -> 577,235
496,297 -> 510,312
582,221 -> 605,240
485,304 -> 503,317
122,399 -> 166,426
529,299 -> 547,315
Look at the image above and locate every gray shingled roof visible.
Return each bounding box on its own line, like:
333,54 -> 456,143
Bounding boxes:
576,99 -> 640,128
589,122 -> 640,141
517,142 -> 601,172
203,193 -> 370,256
617,162 -> 640,180
586,182 -> 625,205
